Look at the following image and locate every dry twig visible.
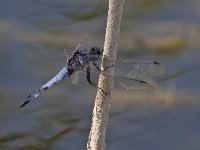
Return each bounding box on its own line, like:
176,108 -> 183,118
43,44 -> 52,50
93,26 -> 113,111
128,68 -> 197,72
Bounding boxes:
87,0 -> 125,149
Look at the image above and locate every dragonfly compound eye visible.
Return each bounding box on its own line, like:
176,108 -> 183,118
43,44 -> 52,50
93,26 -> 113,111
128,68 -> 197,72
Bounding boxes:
90,47 -> 101,55
96,47 -> 101,55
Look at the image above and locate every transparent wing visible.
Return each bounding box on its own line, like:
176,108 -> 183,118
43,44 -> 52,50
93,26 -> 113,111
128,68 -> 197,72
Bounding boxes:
70,71 -> 79,84
67,68 -> 88,86
87,65 -> 154,90
94,56 -> 165,80
75,34 -> 88,52
113,75 -> 153,90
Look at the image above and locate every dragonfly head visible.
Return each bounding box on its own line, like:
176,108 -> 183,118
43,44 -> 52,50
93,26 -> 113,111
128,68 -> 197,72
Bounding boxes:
90,47 -> 101,60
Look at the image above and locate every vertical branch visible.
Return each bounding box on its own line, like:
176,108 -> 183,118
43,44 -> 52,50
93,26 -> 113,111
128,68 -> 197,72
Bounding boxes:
87,0 -> 125,150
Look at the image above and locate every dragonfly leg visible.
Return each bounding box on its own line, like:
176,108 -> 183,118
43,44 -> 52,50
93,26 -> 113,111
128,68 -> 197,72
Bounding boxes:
86,66 -> 108,95
92,62 -> 114,72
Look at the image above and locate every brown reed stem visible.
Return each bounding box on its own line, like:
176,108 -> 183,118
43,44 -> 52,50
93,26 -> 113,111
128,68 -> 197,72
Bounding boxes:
87,0 -> 125,149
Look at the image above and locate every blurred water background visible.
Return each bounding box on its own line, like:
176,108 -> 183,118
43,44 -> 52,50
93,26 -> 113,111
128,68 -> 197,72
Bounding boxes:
0,0 -> 200,150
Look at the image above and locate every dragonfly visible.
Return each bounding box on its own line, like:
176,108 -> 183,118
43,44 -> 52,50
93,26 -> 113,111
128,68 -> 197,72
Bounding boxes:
19,36 -> 164,108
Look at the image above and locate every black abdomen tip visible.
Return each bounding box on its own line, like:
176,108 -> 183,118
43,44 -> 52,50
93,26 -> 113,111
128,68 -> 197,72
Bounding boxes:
139,80 -> 148,84
153,61 -> 160,65
19,100 -> 30,108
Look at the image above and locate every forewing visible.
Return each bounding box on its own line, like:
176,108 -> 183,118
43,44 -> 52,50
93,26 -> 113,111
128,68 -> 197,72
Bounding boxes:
94,57 -> 165,80
75,34 -> 88,52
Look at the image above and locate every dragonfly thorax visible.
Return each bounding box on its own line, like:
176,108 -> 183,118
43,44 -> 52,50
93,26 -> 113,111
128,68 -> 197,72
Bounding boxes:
67,55 -> 84,73
66,47 -> 101,75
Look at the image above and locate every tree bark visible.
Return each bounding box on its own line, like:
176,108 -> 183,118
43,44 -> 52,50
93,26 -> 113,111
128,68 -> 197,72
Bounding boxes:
87,0 -> 125,150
